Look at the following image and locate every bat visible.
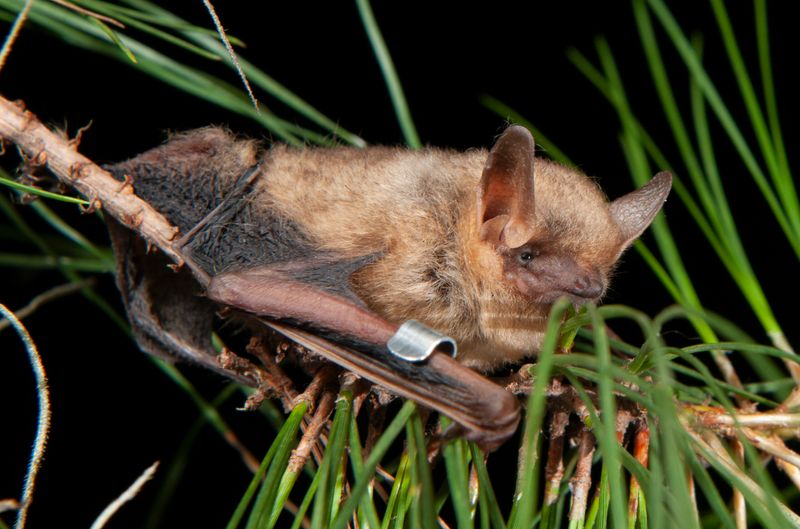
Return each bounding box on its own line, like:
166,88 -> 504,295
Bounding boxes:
105,124 -> 671,449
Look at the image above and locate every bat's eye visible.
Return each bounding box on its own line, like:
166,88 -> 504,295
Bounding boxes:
518,249 -> 535,265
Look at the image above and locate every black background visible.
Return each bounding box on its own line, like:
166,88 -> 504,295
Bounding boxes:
1,2 -> 797,527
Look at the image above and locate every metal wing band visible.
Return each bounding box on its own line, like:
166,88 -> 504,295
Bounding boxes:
387,320 -> 457,362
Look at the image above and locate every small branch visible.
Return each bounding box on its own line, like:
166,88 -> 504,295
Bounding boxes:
568,429 -> 595,524
687,405 -> 800,429
247,337 -> 299,411
691,430 -> 800,526
89,461 -> 159,529
775,456 -> 800,492
628,420 -> 649,521
0,96 -> 185,265
294,365 -> 338,411
217,348 -> 274,407
1,304 -> 50,529
288,391 -> 335,474
739,430 -> 800,471
543,409 -> 568,506
731,439 -> 746,529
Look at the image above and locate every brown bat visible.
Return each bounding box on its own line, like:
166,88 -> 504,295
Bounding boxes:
105,124 -> 671,448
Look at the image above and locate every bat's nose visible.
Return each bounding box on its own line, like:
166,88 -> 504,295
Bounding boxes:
568,274 -> 605,300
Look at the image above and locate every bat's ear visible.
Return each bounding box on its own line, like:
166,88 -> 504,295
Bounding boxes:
610,171 -> 672,251
477,125 -> 537,248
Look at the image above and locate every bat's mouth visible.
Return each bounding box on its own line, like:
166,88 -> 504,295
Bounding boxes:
535,281 -> 606,306
565,282 -> 605,301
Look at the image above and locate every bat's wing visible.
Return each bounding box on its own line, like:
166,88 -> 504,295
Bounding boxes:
202,263 -> 520,449
265,321 -> 520,449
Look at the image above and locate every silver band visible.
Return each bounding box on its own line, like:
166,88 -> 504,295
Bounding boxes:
386,320 -> 457,362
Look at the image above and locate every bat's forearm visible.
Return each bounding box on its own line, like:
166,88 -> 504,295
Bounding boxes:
207,269 -> 397,346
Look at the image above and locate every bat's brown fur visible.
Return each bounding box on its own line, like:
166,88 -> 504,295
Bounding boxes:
112,126 -> 670,372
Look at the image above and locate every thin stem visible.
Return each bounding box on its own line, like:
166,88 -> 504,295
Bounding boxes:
1,304 -> 50,529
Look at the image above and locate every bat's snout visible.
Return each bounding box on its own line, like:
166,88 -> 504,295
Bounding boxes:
567,274 -> 605,300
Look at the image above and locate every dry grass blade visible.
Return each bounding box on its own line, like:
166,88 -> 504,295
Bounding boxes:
0,499 -> 19,513
89,462 -> 159,529
49,0 -> 124,27
201,0 -> 259,111
0,0 -> 33,72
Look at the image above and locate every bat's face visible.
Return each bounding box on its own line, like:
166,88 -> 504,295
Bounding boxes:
498,242 -> 607,306
491,156 -> 634,308
476,126 -> 670,308
462,125 -> 671,369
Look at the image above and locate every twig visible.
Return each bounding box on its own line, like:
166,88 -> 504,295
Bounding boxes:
289,391 -> 336,475
616,408 -> 635,442
628,419 -> 649,521
568,429 -> 595,523
247,337 -> 299,411
543,409 -> 568,506
775,456 -> 800,492
0,0 -> 33,73
343,372 -> 370,416
0,96 -> 185,265
89,461 -> 159,529
1,304 -> 50,529
689,405 -> 800,469
294,365 -> 338,410
692,431 -> 800,526
738,429 -> 800,471
688,405 -> 800,429
731,439 -> 746,529
778,387 -> 800,412
0,279 -> 95,332
297,366 -> 339,465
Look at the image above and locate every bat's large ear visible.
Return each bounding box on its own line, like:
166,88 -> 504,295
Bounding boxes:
610,171 -> 672,251
477,125 -> 537,248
